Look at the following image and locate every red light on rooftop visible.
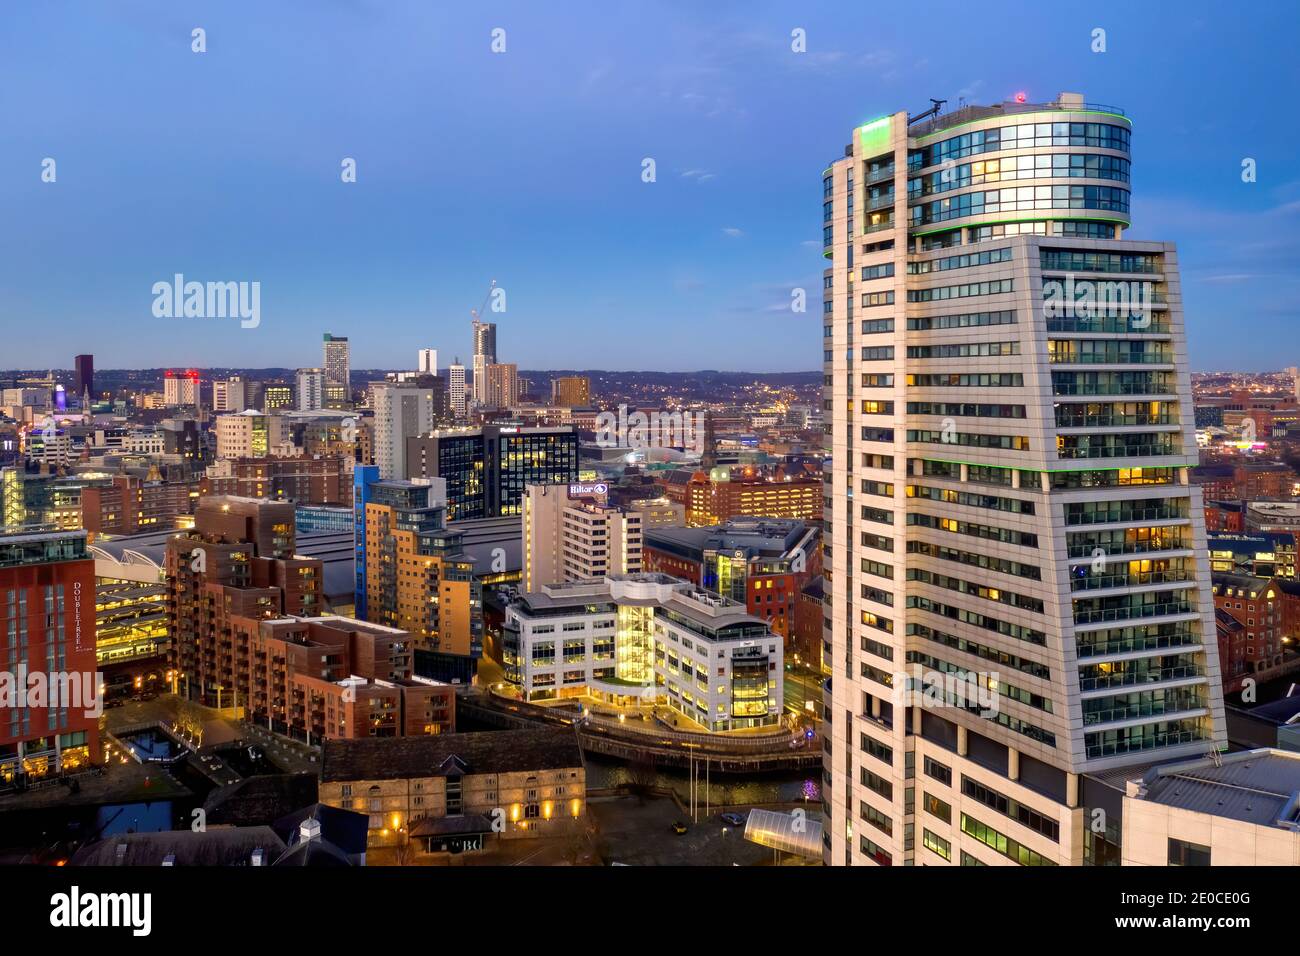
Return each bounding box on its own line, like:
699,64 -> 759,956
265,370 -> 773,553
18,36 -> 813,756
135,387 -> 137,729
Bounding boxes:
1014,91 -> 1027,104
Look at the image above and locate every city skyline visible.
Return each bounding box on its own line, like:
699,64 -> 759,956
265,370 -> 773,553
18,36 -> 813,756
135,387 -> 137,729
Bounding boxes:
4,1 -> 1300,894
3,1 -> 1298,372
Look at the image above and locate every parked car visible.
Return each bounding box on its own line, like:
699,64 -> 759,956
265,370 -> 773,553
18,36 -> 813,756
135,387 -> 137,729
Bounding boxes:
670,821 -> 688,835
720,812 -> 746,827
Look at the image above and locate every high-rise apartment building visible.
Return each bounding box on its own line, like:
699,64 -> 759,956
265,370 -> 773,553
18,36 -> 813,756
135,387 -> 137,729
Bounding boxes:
484,363 -> 519,409
296,368 -> 325,412
371,382 -> 437,480
522,482 -> 643,590
163,369 -> 200,407
821,93 -> 1225,867
418,348 -> 439,376
550,375 -> 591,408
405,425 -> 579,520
448,361 -> 467,419
472,320 -> 496,405
353,467 -> 482,658
165,496 -> 322,705
323,333 -> 351,388
0,530 -> 100,782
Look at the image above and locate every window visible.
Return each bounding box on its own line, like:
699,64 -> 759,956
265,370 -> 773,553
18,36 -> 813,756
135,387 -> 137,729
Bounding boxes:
860,835 -> 892,866
961,813 -> 1057,866
924,756 -> 952,786
923,792 -> 952,824
860,801 -> 893,836
923,829 -> 952,861
1168,838 -> 1211,867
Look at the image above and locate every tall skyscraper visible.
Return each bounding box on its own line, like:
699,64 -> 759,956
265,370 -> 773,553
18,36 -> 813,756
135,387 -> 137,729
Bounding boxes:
296,367 -> 324,411
73,354 -> 94,399
821,93 -> 1224,867
472,320 -> 497,405
371,381 -> 437,480
418,348 -> 439,376
448,360 -> 467,419
323,333 -> 351,389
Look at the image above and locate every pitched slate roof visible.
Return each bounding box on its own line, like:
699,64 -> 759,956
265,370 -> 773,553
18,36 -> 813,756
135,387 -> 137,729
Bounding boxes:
321,728 -> 583,782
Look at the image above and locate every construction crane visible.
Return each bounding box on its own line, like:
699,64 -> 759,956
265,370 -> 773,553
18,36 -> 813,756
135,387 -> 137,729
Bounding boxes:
471,279 -> 497,325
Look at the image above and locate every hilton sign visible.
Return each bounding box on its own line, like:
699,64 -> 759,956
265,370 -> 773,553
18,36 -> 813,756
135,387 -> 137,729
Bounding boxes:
567,482 -> 608,499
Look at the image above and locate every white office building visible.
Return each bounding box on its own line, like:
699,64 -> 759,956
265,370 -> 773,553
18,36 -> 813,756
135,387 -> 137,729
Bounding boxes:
502,573 -> 783,732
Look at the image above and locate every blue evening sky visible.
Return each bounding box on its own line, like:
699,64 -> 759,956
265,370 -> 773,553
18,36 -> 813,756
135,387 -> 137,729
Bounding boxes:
1,1 -> 1296,372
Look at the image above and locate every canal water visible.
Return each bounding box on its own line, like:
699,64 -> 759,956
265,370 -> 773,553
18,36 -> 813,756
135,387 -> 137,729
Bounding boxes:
583,755 -> 820,806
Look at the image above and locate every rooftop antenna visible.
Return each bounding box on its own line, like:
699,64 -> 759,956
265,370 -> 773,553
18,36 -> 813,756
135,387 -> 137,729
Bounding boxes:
908,98 -> 948,126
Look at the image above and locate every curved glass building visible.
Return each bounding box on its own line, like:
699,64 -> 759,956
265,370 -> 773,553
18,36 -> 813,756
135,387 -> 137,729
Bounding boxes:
820,93 -> 1226,867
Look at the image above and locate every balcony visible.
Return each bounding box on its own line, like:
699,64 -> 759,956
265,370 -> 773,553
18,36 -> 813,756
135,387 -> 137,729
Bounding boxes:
1065,504 -> 1188,526
1076,626 -> 1200,658
865,164 -> 895,185
1066,537 -> 1190,559
1073,599 -> 1194,625
1070,568 -> 1196,592
1078,661 -> 1205,692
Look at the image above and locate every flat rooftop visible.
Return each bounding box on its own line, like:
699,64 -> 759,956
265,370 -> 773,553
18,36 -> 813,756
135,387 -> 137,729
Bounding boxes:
1130,749 -> 1300,829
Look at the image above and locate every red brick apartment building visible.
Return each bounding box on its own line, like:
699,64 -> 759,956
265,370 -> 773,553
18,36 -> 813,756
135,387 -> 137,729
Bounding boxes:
1194,461 -> 1295,501
201,456 -> 351,506
0,530 -> 100,783
1212,572 -> 1297,694
165,495 -> 450,739
81,474 -> 200,538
